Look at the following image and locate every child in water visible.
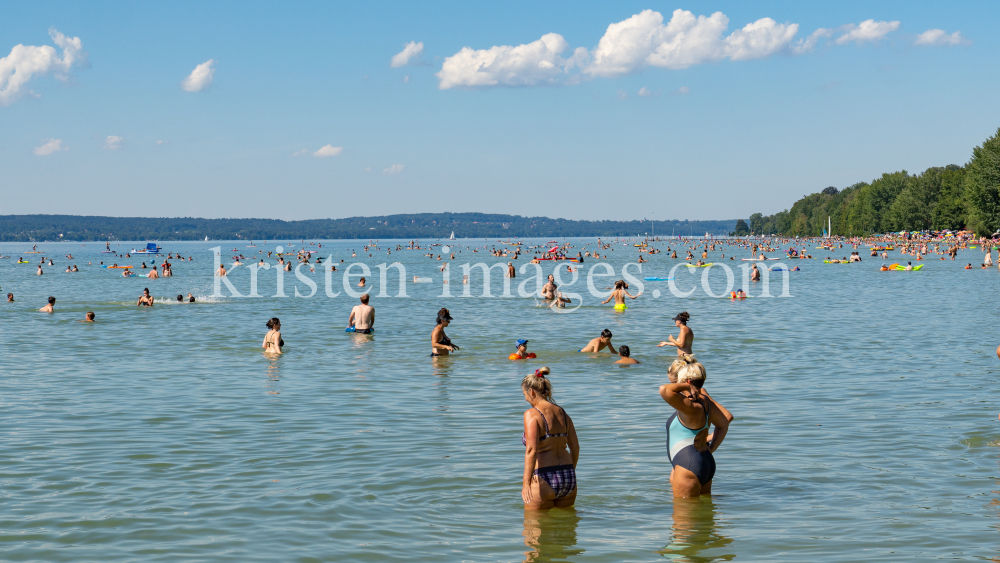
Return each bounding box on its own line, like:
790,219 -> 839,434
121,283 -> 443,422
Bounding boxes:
509,339 -> 537,360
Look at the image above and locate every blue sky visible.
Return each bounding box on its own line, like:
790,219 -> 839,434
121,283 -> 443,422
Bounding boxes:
2,1 -> 997,221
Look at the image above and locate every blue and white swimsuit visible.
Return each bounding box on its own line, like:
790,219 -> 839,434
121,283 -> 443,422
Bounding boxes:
666,400 -> 716,484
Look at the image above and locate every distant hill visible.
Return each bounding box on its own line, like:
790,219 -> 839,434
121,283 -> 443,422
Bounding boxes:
0,213 -> 738,242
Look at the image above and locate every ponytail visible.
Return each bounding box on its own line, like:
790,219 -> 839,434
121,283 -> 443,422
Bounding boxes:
521,366 -> 555,404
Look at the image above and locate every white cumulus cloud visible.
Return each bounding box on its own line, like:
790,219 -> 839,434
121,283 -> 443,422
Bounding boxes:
436,33 -> 587,89
914,29 -> 967,46
835,20 -> 900,45
313,145 -> 343,158
104,135 -> 123,150
435,11 -> 907,89
292,149 -> 308,156
587,10 -> 798,77
383,164 -> 404,175
0,28 -> 86,106
793,28 -> 834,54
672,86 -> 690,95
638,87 -> 652,97
391,41 -> 425,67
181,59 -> 215,92
34,138 -> 66,155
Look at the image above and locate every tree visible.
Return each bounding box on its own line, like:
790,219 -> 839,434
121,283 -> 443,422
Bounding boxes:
731,219 -> 750,236
822,186 -> 839,195
966,128 -> 1000,235
749,213 -> 764,234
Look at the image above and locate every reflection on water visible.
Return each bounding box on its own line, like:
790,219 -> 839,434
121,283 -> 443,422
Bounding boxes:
658,498 -> 734,562
432,355 -> 453,410
522,508 -> 583,562
348,331 -> 375,350
264,355 -> 281,395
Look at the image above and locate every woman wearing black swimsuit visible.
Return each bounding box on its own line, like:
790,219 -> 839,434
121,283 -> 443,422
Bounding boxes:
660,356 -> 731,498
521,367 -> 579,510
431,308 -> 459,356
263,317 -> 284,355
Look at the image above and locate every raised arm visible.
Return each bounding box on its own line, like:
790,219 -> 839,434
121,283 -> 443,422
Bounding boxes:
659,382 -> 700,413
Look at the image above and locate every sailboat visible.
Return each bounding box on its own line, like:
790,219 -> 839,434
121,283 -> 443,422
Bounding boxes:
449,232 -> 456,240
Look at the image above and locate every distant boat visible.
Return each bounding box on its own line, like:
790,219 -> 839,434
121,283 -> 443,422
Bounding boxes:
449,232 -> 456,240
205,236 -> 209,241
131,242 -> 161,254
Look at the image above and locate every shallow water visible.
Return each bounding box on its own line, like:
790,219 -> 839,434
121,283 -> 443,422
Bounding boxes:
2,239 -> 999,562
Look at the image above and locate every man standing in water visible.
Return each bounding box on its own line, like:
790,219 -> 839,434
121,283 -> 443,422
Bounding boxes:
658,312 -> 693,355
347,293 -> 375,334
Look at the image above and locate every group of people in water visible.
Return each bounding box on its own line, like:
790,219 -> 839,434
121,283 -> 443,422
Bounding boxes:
259,296 -> 720,507
516,312 -> 728,508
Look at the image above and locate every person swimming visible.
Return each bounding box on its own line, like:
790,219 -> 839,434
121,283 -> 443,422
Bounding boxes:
658,312 -> 693,355
263,317 -> 283,354
602,280 -> 640,311
510,339 -> 537,360
580,329 -> 615,353
615,345 -> 639,364
137,288 -> 154,307
83,312 -> 95,322
431,308 -> 459,356
548,291 -> 572,309
188,293 -> 196,303
521,367 -> 579,510
659,355 -> 732,498
39,296 -> 55,313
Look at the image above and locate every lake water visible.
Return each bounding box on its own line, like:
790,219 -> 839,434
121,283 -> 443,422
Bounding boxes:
2,238 -> 999,562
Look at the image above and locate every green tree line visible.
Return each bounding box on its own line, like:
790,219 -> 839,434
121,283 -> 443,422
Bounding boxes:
0,213 -> 737,242
747,128 -> 1000,237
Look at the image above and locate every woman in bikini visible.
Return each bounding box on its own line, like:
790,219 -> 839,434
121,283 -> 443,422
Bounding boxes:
658,312 -> 693,355
602,280 -> 640,310
521,367 -> 579,510
659,355 -> 732,497
431,308 -> 459,356
263,317 -> 283,355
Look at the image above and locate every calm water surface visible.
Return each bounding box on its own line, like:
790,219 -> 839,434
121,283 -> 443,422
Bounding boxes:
2,239 -> 999,562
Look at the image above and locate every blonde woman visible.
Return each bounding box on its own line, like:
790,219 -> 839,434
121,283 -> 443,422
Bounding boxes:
659,355 -> 732,498
521,367 -> 580,510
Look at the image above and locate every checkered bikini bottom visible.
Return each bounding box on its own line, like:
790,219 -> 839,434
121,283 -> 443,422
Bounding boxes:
534,464 -> 576,499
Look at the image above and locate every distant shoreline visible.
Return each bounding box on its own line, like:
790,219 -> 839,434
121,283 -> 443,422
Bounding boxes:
0,213 -> 737,243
